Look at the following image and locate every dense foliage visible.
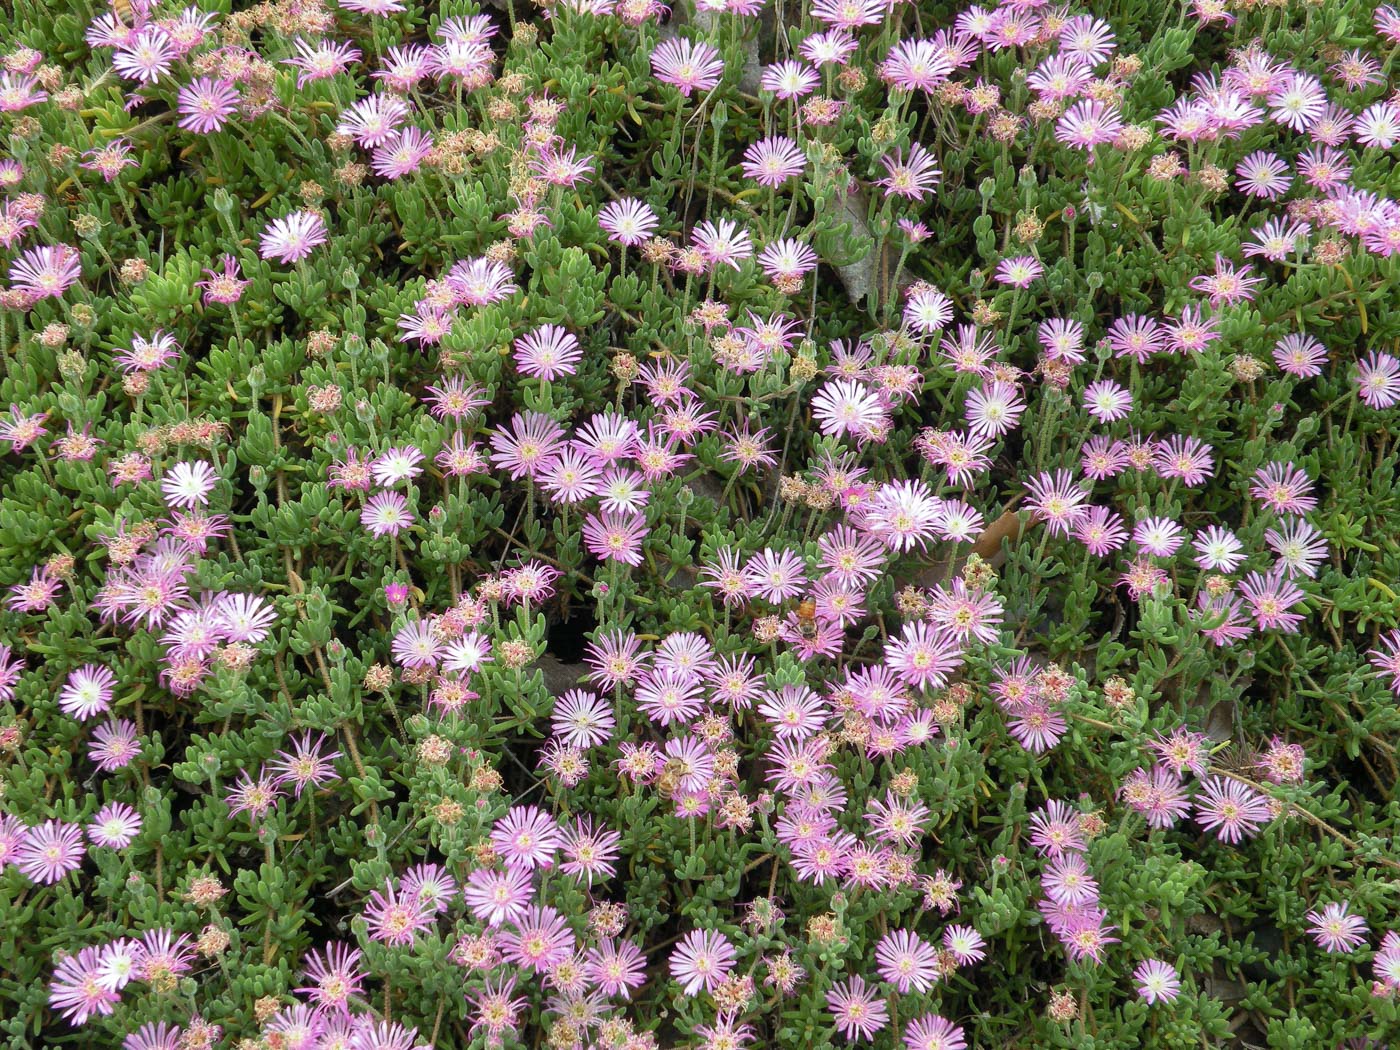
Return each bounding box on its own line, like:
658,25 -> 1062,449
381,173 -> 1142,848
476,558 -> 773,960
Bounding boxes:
2,0 -> 1400,1047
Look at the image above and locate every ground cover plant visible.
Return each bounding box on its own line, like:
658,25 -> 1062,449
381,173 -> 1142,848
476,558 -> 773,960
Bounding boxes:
2,0 -> 1400,1046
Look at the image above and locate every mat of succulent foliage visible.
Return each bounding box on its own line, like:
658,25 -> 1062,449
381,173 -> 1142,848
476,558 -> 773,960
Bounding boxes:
1,0 -> 1400,1047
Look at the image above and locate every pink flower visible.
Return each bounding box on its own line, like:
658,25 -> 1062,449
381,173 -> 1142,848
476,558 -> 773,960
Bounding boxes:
826,975 -> 890,1040
903,1013 -> 966,1050
177,77 -> 240,133
587,939 -> 647,999
1306,901 -> 1368,953
49,946 -> 119,1025
491,805 -> 561,869
361,491 -> 414,538
1134,959 -> 1181,1004
582,508 -> 648,566
1055,99 -> 1122,149
87,802 -> 141,849
812,378 -> 887,440
259,210 -> 327,264
877,143 -> 941,202
513,324 -> 582,380
875,929 -> 941,993
9,244 -> 82,301
669,928 -> 736,994
1194,776 -> 1272,843
1356,351 -> 1400,409
161,460 -> 218,508
464,866 -> 534,927
16,820 -> 85,884
741,136 -> 806,187
692,218 -> 754,270
58,664 -> 116,721
651,38 -> 724,96
993,255 -> 1043,287
598,198 -> 660,246
363,883 -> 435,946
1024,469 -> 1088,535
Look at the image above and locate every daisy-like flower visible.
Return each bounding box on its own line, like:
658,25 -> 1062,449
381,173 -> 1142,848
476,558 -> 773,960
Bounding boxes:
927,578 -> 1002,645
514,325 -> 582,381
361,491 -> 414,538
0,645 -> 21,703
876,143 -> 941,202
1242,218 -> 1311,264
1271,333 -> 1326,377
197,254 -> 249,306
1191,525 -> 1244,572
943,925 -> 986,966
1265,518 -> 1328,578
58,664 -> 117,721
1369,630 -> 1400,696
744,547 -> 808,603
48,947 -> 119,1025
1024,469 -> 1088,535
1356,351 -> 1400,409
335,94 -> 410,147
284,37 -> 362,89
116,330 -> 181,373
490,411 -> 565,480
1306,901 -> 1368,954
296,942 -> 366,1014
875,929 -> 940,993
1188,254 -> 1265,308
903,1013 -> 966,1050
9,244 -> 82,301
0,71 -> 46,111
1194,775 -> 1271,843
904,284 -> 954,333
651,37 -> 724,96
598,198 -> 660,246
363,883 -> 435,947
371,445 -> 426,487
550,690 -> 615,749
87,802 -> 142,849
80,139 -> 138,183
741,136 -> 806,187
491,805 -> 561,870
89,720 -> 141,772
692,218 -> 754,271
1134,959 -> 1181,1004
1082,380 -> 1131,422
464,862 -> 534,928
1356,100 -> 1400,149
994,255 -> 1043,287
112,26 -> 177,83
500,904 -> 576,974
826,975 -> 889,1040
259,210 -> 328,264
1132,516 -> 1185,558
372,127 -> 434,180
669,928 -> 736,994
812,378 -> 886,440
161,460 -> 218,509
881,38 -> 955,92
1055,99 -> 1122,149
16,820 -> 85,884
177,77 -> 241,134
1250,462 -> 1316,515
759,60 -> 820,99
1234,151 -> 1290,199
269,733 -> 341,796
582,509 -> 649,566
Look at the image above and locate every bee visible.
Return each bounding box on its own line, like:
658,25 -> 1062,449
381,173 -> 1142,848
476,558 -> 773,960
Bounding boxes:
794,597 -> 818,640
110,0 -> 133,21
